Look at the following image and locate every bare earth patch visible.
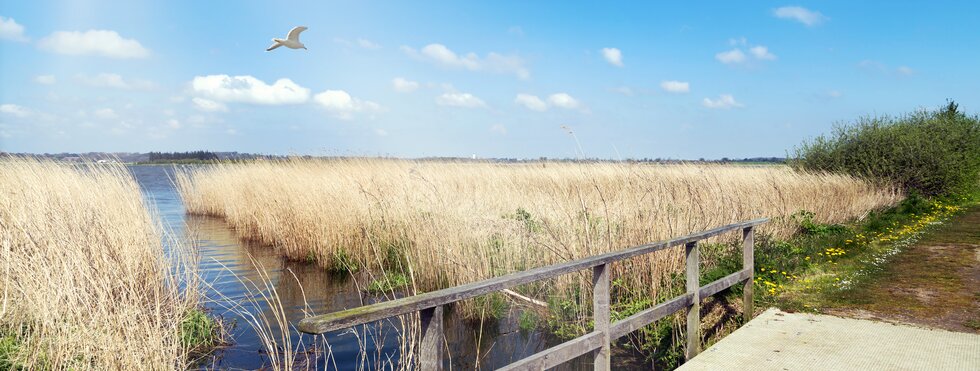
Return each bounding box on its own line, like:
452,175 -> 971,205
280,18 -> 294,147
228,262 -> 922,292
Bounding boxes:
826,206 -> 980,333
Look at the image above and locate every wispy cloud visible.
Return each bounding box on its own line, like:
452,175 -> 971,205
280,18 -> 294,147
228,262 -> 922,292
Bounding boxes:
717,40 -> 776,65
402,43 -> 530,79
192,97 -> 228,112
858,60 -> 915,77
356,38 -> 381,50
93,108 -> 118,119
773,6 -> 828,27
515,93 -> 583,111
77,73 -> 154,90
601,47 -> 623,67
490,123 -> 507,135
436,92 -> 487,108
702,94 -> 743,109
716,49 -> 747,64
515,93 -> 548,111
0,103 -> 31,117
895,66 -> 915,76
0,16 -> 29,42
660,81 -> 690,93
391,77 -> 420,93
34,75 -> 56,85
38,30 -> 149,58
749,46 -> 776,60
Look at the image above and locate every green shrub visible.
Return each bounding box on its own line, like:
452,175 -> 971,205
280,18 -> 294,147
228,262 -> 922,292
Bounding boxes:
179,308 -> 220,349
791,101 -> 980,196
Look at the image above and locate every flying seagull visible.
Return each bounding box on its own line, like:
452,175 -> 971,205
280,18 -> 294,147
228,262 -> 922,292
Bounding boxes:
267,26 -> 308,51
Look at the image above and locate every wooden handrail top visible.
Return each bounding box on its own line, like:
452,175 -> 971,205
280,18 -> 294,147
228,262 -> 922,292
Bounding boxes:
297,218 -> 768,335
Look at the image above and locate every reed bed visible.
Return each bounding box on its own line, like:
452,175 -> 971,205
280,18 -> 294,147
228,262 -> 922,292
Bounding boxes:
0,158 -> 201,369
176,160 -> 900,317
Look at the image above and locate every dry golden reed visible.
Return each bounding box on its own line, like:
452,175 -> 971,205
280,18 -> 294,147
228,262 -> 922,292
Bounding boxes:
0,158 -> 200,369
177,159 -> 900,311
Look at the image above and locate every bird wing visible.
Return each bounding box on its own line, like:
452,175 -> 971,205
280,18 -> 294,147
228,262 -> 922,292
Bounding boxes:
286,26 -> 308,41
266,42 -> 283,51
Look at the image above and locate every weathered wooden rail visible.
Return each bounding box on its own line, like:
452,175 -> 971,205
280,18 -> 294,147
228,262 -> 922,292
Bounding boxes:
298,218 -> 767,370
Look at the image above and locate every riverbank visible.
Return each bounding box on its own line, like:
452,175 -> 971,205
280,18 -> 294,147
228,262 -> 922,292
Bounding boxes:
762,192 -> 979,334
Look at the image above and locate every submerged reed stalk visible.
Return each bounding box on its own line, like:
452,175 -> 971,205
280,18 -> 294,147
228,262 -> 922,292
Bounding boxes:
0,158 -> 202,369
176,159 -> 900,315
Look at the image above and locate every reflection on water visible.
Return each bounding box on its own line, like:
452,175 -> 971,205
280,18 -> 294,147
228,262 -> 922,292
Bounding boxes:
129,165 -> 586,370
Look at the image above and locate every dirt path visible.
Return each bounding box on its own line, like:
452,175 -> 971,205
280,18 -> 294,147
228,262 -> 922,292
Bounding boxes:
826,205 -> 980,333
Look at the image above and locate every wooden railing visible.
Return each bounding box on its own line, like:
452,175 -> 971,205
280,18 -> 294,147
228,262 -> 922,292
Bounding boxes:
298,218 -> 767,370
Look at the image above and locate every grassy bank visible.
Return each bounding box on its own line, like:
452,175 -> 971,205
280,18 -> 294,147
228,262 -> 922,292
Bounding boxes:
0,159 -> 214,369
755,195 -> 968,309
175,159 -> 898,368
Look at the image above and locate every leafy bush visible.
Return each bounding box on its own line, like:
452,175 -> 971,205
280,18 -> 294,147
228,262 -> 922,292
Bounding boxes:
791,101 -> 980,196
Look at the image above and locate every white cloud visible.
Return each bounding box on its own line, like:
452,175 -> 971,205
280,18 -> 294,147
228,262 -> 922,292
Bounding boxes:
435,92 -> 487,108
0,16 -> 28,42
403,43 -> 530,79
827,90 -> 842,98
167,119 -> 182,129
77,73 -> 153,90
601,47 -> 623,67
35,75 -> 56,85
702,94 -> 743,109
749,46 -> 776,60
192,97 -> 229,112
515,93 -> 583,111
357,38 -> 381,50
773,6 -> 827,27
547,93 -> 580,109
191,75 -> 310,105
490,124 -> 507,135
335,37 -> 382,50
610,86 -> 634,96
0,104 -> 30,117
715,49 -> 747,64
392,77 -> 420,93
38,30 -> 149,58
660,81 -> 690,93
508,26 -> 524,37
717,41 -> 776,64
858,60 -> 915,77
515,93 -> 548,111
373,128 -> 388,136
93,108 -> 118,119
314,89 -> 382,119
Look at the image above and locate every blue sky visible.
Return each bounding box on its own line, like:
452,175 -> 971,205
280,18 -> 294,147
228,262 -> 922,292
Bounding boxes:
2,1 -> 979,159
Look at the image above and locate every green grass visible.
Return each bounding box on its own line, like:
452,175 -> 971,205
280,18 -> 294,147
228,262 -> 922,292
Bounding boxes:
757,194 -> 971,312
366,272 -> 410,293
0,333 -> 22,370
179,308 -> 221,350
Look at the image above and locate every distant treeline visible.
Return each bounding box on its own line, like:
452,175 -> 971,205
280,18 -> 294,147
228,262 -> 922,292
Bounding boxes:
147,151 -> 219,162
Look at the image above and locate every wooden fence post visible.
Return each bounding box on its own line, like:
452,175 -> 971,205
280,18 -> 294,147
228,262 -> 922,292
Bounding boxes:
593,263 -> 611,370
742,226 -> 754,323
419,305 -> 444,371
685,241 -> 700,361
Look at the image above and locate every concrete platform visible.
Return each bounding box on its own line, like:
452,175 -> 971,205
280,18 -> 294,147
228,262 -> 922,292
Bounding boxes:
679,308 -> 980,370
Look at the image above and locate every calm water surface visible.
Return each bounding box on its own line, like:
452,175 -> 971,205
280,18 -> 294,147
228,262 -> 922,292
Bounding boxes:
130,165 -> 579,370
